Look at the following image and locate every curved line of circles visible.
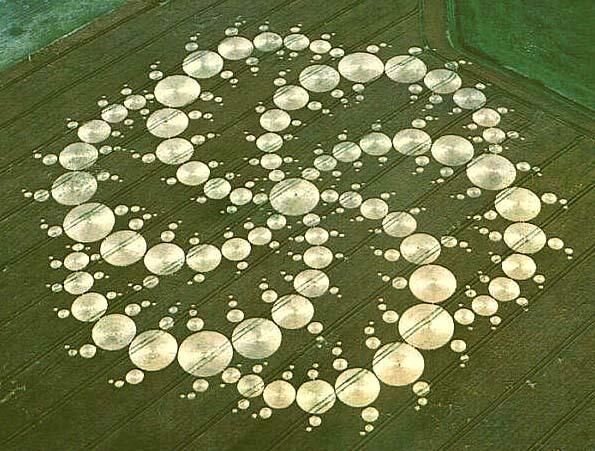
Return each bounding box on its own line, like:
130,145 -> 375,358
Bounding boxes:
0,0 -> 377,179
83,168 -> 587,451
12,132 -> 572,446
4,7 -> 416,268
23,19 -> 575,439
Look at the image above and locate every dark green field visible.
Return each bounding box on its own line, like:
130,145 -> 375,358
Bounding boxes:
0,0 -> 126,69
448,0 -> 595,110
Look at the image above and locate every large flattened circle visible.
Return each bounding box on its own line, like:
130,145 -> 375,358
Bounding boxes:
232,318 -> 282,359
409,264 -> 457,303
177,331 -> 233,377
269,178 -> 320,216
372,342 -> 424,386
398,304 -> 454,350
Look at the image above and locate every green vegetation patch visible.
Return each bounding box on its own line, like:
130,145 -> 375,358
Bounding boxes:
0,0 -> 126,70
448,0 -> 595,110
